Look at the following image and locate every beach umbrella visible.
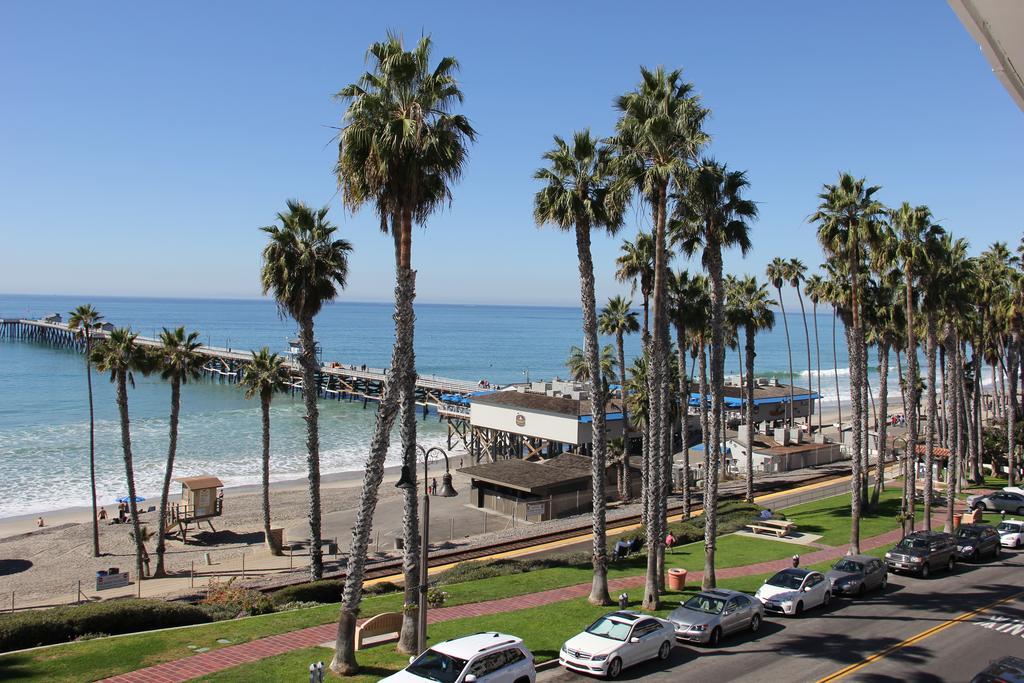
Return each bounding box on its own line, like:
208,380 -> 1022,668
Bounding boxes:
115,495 -> 146,503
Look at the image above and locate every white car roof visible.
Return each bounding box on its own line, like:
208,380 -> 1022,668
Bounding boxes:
1003,487 -> 1024,496
432,632 -> 523,659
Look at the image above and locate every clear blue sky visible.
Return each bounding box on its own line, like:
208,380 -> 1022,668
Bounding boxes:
1,1 -> 1020,307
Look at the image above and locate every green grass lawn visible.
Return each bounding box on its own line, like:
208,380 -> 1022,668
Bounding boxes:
779,486 -> 924,547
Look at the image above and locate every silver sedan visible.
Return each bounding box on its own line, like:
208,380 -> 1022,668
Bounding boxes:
666,588 -> 764,646
967,491 -> 1024,515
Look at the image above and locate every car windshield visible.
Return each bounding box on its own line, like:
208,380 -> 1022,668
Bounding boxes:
766,570 -> 805,590
896,538 -> 929,550
998,522 -> 1022,533
586,616 -> 632,641
407,649 -> 468,683
957,528 -> 982,539
682,594 -> 726,614
832,559 -> 864,573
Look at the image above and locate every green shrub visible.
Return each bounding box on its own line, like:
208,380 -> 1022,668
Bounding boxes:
202,579 -> 274,616
0,599 -> 212,652
270,579 -> 342,606
435,556 -> 588,585
364,581 -> 401,596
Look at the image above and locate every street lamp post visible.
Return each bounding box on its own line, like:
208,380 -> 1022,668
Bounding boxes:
395,444 -> 457,654
893,436 -> 911,532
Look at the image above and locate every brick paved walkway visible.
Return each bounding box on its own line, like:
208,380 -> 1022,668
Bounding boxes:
100,512 -> 957,683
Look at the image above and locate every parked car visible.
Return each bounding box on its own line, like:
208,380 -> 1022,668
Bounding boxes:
1002,487 -> 1024,497
884,531 -> 956,578
967,490 -> 1024,515
754,568 -> 830,616
559,611 -> 674,679
998,519 -> 1024,548
825,554 -> 887,597
955,524 -> 1001,561
381,632 -> 535,683
666,588 -> 764,646
970,655 -> 1024,683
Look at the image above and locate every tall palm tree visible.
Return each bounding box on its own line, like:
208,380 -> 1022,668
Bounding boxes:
766,257 -> 795,426
787,259 -> 813,426
91,328 -> 150,583
730,276 -> 776,501
614,66 -> 708,610
804,275 -> 826,433
811,172 -> 885,553
674,160 -> 756,589
68,304 -> 104,558
599,296 -> 640,502
152,327 -> 204,577
240,348 -> 289,556
334,34 -> 474,669
566,344 -> 618,389
261,201 -> 352,583
536,130 -> 623,606
889,203 -> 943,531
668,271 -> 703,517
615,233 -> 655,341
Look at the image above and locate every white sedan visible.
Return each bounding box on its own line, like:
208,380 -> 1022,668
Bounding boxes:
999,520 -> 1024,548
559,611 -> 674,679
755,568 -> 831,616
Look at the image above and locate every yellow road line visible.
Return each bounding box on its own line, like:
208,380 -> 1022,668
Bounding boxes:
366,472 -> 854,587
816,589 -> 1024,682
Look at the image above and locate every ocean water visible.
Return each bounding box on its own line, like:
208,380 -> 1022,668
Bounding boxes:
0,294 -> 888,517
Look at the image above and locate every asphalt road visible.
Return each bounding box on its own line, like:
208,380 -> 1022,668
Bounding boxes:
537,546 -> 1024,682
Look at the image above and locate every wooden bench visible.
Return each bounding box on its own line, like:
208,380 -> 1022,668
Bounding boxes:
759,519 -> 797,534
355,611 -> 403,650
744,520 -> 797,538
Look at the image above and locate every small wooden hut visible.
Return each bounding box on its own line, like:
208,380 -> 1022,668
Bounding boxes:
167,475 -> 224,541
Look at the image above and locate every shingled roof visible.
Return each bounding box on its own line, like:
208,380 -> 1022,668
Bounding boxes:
458,456 -> 593,493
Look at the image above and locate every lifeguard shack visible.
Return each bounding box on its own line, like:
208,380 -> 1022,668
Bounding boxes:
167,476 -> 224,542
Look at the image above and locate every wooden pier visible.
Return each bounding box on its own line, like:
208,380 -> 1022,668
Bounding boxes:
0,318 -> 484,419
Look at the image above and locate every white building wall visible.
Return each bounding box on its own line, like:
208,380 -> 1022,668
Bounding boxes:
470,403 -> 582,444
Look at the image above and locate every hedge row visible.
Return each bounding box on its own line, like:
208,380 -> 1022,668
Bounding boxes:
0,599 -> 212,652
268,579 -> 400,606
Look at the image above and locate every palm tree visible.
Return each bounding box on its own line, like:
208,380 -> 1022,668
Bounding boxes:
730,276 -> 776,501
614,65 -> 708,610
889,203 -> 943,531
261,201 -> 352,583
766,257 -> 795,427
810,172 -> 885,553
673,160 -> 756,589
615,233 -> 655,341
68,304 -> 104,558
240,348 -> 288,556
804,275 -> 826,433
599,296 -> 640,503
152,327 -> 204,577
536,130 -> 623,606
566,344 -> 618,389
91,328 -> 150,584
333,34 -> 474,670
668,271 -> 703,517
787,259 -> 813,426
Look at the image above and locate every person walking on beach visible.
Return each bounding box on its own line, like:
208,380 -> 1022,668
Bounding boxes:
98,506 -> 107,521
431,478 -> 438,496
36,516 -> 44,527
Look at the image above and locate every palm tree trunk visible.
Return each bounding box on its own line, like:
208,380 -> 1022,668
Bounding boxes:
777,289 -> 795,427
812,301 -> 822,433
618,331 -> 632,503
924,313 -> 938,531
576,224 -> 611,606
116,370 -> 145,584
945,327 -> 958,530
796,288 -> 813,426
703,244 -> 726,590
833,308 -> 842,433
675,324 -> 689,517
896,350 -> 907,418
397,368 -> 421,653
861,335 -> 871,507
846,323 -> 862,554
904,277 -> 919,533
972,347 -> 983,482
333,269 -> 413,675
1007,334 -> 1019,488
744,326 -> 756,502
261,392 -> 280,555
299,315 -> 324,581
872,345 -> 889,506
153,376 -> 181,577
86,335 -> 100,558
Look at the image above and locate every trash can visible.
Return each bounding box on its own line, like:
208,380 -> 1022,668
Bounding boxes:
395,537 -> 405,550
267,528 -> 284,551
952,513 -> 962,530
668,568 -> 687,591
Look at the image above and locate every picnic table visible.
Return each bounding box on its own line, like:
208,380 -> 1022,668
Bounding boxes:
745,518 -> 798,538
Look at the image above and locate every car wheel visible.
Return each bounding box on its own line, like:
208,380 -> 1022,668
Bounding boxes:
794,601 -> 804,616
750,613 -> 762,633
975,502 -> 988,511
857,583 -> 866,598
1017,507 -> 1024,515
606,657 -> 622,679
972,550 -> 980,563
994,545 -> 1001,559
880,575 -> 887,591
823,591 -> 831,607
947,556 -> 955,572
514,678 -> 530,683
708,627 -> 722,647
921,563 -> 930,579
658,641 -> 672,660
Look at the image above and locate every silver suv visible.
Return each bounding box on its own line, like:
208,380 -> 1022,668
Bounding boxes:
382,632 -> 535,683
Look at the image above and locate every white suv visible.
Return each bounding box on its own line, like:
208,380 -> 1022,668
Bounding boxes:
381,632 -> 535,683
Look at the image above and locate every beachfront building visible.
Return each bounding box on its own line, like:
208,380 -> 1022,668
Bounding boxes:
679,425 -> 842,484
458,453 -> 641,522
689,377 -> 821,426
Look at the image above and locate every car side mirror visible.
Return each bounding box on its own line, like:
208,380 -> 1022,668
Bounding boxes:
465,676 -> 478,683
409,656 -> 416,664
630,636 -> 640,643
803,586 -> 813,592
